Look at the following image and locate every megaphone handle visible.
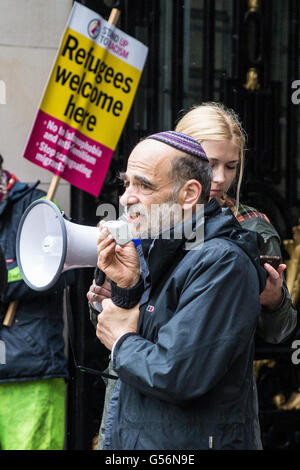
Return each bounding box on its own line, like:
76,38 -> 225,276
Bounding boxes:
95,268 -> 106,287
3,300 -> 19,327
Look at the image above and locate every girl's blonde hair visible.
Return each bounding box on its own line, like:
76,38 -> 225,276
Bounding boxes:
175,102 -> 246,213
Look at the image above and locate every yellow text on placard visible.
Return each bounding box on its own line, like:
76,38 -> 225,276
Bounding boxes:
40,28 -> 142,149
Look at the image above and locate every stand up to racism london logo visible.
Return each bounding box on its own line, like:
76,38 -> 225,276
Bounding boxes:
23,2 -> 148,196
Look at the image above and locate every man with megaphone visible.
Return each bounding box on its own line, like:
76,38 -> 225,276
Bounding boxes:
0,154 -> 73,450
91,131 -> 268,450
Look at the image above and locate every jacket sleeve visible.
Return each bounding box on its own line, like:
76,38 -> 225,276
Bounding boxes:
257,235 -> 298,343
2,270 -> 74,305
112,243 -> 260,405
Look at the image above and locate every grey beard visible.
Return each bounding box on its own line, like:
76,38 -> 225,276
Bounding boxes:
128,200 -> 183,240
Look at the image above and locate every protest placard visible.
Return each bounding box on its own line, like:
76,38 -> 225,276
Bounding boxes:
23,1 -> 148,197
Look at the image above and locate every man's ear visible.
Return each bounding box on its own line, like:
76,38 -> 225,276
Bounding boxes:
177,179 -> 202,210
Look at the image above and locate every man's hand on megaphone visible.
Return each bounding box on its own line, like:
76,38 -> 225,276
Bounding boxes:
97,226 -> 140,289
87,278 -> 111,310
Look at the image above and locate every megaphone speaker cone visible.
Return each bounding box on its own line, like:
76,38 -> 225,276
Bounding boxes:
16,199 -> 67,291
16,199 -> 99,291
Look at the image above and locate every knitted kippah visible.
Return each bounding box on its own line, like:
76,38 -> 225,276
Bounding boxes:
145,131 -> 208,161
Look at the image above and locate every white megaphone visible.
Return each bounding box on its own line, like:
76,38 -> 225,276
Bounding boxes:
16,199 -> 133,291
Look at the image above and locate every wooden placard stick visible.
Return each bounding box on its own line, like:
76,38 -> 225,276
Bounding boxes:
2,301 -> 19,327
46,174 -> 61,201
108,7 -> 121,25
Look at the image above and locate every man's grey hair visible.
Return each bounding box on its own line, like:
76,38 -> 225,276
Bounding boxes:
170,154 -> 212,203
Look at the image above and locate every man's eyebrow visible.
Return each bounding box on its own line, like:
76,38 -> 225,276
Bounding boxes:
134,175 -> 157,189
118,172 -> 157,189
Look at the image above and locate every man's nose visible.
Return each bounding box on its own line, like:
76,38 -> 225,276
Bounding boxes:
120,191 -> 139,207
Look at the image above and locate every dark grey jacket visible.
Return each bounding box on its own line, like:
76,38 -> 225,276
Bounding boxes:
104,199 -> 267,450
